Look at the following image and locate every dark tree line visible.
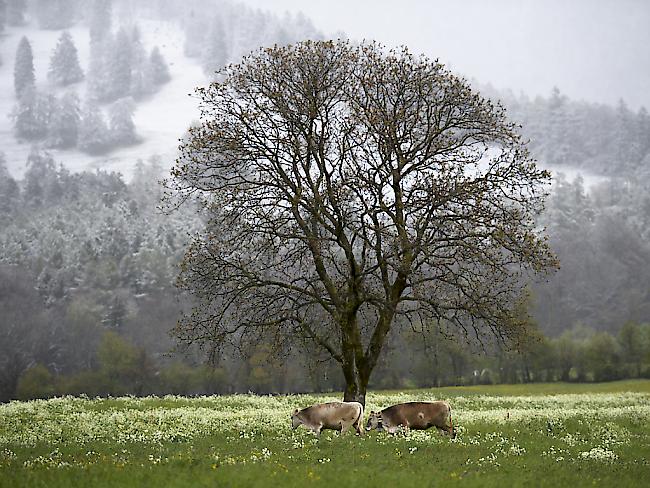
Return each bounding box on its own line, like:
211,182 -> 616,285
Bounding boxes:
1,142 -> 650,402
475,85 -> 650,335
0,154 -> 200,401
533,173 -> 650,334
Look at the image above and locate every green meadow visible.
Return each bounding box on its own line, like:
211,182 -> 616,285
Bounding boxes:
2,380 -> 649,487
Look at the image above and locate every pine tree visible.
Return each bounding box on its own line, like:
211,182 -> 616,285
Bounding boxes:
148,46 -> 170,85
108,97 -> 138,146
47,91 -> 80,149
246,10 -> 269,50
636,107 -> 650,163
229,9 -> 252,61
101,295 -> 127,328
86,38 -> 109,101
48,31 -> 84,86
183,11 -> 208,58
0,152 -> 20,218
90,0 -> 112,44
14,36 -> 35,98
294,12 -> 320,41
273,13 -> 295,47
12,87 -> 53,140
7,0 -> 26,26
105,28 -> 132,101
203,15 -> 228,75
128,25 -> 149,98
23,149 -> 57,207
79,102 -> 110,154
613,99 -> 636,172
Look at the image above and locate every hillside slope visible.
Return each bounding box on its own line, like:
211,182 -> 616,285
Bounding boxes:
0,19 -> 206,179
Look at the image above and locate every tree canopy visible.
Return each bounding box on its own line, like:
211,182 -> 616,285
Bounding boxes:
168,40 -> 558,405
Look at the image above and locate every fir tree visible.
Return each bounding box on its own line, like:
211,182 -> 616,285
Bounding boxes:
47,91 -> 80,149
183,11 -> 208,58
128,25 -> 149,98
148,46 -> 170,85
14,36 -> 35,98
7,0 -> 26,26
0,152 -> 20,218
203,15 -> 228,75
613,99 -> 636,170
48,31 -> 84,86
86,39 -> 109,101
89,0 -> 112,44
105,28 -> 132,101
108,97 -> 138,146
101,295 -> 127,328
23,149 -> 57,208
79,102 -> 110,154
12,87 -> 53,140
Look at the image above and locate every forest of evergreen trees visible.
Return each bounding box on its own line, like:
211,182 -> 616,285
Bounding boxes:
487,85 -> 650,177
7,0 -> 171,153
1,0 -> 650,402
3,0 -> 323,157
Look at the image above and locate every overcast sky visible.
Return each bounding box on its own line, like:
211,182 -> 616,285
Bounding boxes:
241,0 -> 650,109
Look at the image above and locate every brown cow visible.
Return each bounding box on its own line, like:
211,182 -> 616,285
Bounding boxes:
291,401 -> 364,437
366,401 -> 455,438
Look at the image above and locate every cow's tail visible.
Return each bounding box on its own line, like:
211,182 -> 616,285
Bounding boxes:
355,402 -> 364,435
447,402 -> 455,438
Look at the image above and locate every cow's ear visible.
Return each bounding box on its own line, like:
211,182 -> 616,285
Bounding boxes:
293,408 -> 299,415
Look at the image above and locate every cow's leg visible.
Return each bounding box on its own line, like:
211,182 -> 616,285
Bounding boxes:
446,406 -> 454,438
341,420 -> 353,435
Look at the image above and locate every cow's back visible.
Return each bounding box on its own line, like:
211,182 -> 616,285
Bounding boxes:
302,401 -> 362,429
382,401 -> 449,429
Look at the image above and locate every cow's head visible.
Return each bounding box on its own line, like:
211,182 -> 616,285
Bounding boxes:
291,408 -> 301,430
365,411 -> 383,431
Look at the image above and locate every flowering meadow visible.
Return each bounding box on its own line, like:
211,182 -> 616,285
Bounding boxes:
1,381 -> 649,487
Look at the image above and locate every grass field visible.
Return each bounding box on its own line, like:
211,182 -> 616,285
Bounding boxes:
1,380 -> 649,487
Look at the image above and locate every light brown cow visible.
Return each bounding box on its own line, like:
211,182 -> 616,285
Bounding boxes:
366,401 -> 455,438
291,401 -> 364,437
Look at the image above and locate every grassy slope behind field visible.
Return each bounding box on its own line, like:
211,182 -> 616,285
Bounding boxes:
1,380 -> 650,488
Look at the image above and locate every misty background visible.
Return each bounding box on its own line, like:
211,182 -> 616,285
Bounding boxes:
1,0 -> 649,402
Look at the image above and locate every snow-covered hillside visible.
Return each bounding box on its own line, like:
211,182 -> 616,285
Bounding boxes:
0,19 -> 206,179
0,3 -> 611,192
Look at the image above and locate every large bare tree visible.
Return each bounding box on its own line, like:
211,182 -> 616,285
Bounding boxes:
167,40 -> 558,405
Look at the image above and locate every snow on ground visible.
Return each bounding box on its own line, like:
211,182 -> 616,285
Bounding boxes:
0,19 -> 206,180
544,165 -> 610,190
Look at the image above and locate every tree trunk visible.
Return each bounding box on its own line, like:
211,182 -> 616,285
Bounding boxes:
338,307 -> 400,407
339,313 -> 370,407
342,365 -> 368,407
